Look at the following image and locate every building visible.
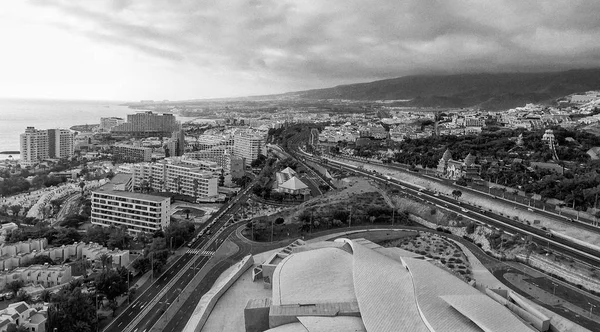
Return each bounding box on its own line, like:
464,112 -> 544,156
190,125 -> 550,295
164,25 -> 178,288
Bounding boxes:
19,127 -> 74,166
0,239 -> 130,271
111,111 -> 181,137
191,237 -> 541,332
113,144 -> 152,162
19,127 -> 48,167
100,117 -> 125,132
0,264 -> 72,290
230,156 -> 246,179
0,301 -> 47,332
437,149 -> 481,180
47,129 -> 74,159
233,133 -> 264,166
91,187 -> 171,234
132,159 -> 219,198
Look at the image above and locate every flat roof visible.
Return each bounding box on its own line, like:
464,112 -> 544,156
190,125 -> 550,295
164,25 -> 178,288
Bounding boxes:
92,186 -> 169,203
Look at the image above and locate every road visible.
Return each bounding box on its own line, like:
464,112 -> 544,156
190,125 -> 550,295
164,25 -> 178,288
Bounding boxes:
103,179 -> 258,332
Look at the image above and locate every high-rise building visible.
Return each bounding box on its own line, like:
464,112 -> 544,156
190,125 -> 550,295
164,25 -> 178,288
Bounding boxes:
20,127 -> 74,166
111,111 -> 181,137
91,187 -> 171,234
20,127 -> 48,167
47,129 -> 74,159
233,133 -> 264,166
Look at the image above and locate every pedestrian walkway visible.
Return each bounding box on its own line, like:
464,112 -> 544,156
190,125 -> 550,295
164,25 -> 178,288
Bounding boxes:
186,249 -> 215,256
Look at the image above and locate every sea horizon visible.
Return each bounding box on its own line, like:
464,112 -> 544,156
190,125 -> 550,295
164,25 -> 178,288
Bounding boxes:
0,98 -> 137,153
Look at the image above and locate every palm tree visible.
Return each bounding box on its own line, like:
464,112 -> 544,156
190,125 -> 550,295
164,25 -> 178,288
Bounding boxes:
99,253 -> 112,271
79,181 -> 86,196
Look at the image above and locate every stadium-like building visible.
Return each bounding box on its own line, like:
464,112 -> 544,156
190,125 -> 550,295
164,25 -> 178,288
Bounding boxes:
243,238 -> 540,332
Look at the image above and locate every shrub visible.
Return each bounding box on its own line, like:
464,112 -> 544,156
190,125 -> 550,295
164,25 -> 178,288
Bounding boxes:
447,263 -> 455,269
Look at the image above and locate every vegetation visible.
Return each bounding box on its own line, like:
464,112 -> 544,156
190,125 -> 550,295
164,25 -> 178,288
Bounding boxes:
47,281 -> 98,332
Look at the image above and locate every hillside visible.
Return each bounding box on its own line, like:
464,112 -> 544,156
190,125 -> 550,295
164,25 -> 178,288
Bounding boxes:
284,69 -> 600,110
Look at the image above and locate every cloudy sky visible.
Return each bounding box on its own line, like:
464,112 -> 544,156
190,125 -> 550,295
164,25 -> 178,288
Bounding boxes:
1,0 -> 600,101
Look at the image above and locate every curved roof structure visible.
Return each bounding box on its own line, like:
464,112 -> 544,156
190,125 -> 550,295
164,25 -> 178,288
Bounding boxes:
268,239 -> 533,332
273,247 -> 355,306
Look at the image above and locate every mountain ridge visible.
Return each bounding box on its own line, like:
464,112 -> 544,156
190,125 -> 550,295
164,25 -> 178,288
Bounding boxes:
278,68 -> 600,110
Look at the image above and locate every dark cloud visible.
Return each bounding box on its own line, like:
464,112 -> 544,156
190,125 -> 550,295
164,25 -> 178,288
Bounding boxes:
29,0 -> 600,92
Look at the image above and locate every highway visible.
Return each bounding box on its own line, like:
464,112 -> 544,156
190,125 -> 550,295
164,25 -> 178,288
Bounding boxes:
280,128 -> 600,267
318,155 -> 600,267
103,180 -> 257,332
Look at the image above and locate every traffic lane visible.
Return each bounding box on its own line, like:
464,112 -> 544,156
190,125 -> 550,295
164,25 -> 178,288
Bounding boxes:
131,231 -> 233,331
104,253 -> 196,332
131,254 -> 215,332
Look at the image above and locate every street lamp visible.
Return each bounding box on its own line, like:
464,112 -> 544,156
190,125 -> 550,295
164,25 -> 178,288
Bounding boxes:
552,282 -> 558,296
589,302 -> 596,318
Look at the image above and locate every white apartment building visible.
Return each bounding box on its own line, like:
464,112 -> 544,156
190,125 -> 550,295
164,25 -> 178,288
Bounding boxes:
47,128 -> 74,159
91,187 -> 171,234
233,133 -> 264,166
113,144 -> 152,162
132,159 -> 219,198
20,127 -> 74,166
19,127 -> 48,167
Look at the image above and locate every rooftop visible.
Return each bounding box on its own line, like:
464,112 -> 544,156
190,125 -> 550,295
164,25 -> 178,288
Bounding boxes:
92,186 -> 169,203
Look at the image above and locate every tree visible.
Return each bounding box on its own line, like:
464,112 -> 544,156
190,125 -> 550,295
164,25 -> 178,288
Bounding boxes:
95,269 -> 127,303
99,253 -> 112,271
6,324 -> 29,332
5,280 -> 24,295
182,209 -> 191,220
47,286 -> 97,332
452,190 -> 463,200
9,205 -> 21,217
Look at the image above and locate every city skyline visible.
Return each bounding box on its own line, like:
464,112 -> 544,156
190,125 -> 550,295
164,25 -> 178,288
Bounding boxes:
2,1 -> 600,101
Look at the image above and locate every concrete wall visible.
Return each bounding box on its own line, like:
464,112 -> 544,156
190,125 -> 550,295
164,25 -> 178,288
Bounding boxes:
517,254 -> 600,294
183,255 -> 254,332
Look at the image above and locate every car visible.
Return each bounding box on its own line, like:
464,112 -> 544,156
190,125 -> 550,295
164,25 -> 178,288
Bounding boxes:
207,230 -> 212,235
527,208 -> 534,212
461,208 -> 468,213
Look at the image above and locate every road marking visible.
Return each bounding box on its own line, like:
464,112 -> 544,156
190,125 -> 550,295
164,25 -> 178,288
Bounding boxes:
118,322 -> 123,327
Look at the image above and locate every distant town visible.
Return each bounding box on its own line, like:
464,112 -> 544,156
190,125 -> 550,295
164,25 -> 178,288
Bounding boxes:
1,90 -> 600,331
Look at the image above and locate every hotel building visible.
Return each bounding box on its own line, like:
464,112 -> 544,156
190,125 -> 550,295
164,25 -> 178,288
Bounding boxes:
111,111 -> 181,137
132,158 -> 219,198
20,127 -> 74,166
91,187 -> 171,234
47,128 -> 74,159
233,133 -> 265,166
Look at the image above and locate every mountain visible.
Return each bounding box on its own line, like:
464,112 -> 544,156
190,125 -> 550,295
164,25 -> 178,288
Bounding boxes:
283,69 -> 600,110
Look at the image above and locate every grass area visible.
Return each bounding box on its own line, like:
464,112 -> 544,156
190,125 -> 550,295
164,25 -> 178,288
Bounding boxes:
383,232 -> 473,281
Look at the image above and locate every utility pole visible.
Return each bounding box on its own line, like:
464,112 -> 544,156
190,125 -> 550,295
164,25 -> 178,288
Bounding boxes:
271,219 -> 274,242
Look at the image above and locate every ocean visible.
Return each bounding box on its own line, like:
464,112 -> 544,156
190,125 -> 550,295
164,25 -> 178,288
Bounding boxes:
0,99 -> 162,161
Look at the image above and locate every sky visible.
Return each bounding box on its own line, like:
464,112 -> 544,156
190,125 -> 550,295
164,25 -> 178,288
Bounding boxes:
1,0 -> 600,101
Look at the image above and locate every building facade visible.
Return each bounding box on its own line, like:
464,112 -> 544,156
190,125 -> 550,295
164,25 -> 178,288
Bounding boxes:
20,127 -> 74,166
47,128 -> 74,159
100,117 -> 125,132
233,134 -> 264,166
19,127 -> 48,167
113,144 -> 152,162
132,159 -> 219,198
91,188 -> 171,234
111,111 -> 181,137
